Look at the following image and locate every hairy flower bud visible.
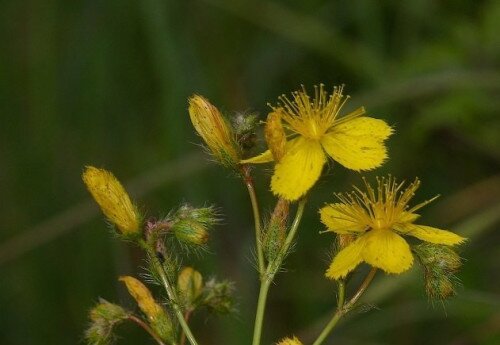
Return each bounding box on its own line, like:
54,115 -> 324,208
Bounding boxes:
263,199 -> 289,262
232,111 -> 258,150
85,299 -> 128,345
119,276 -> 173,341
265,110 -> 287,162
171,204 -> 218,246
201,279 -> 235,314
188,95 -> 240,168
414,243 -> 463,300
177,267 -> 204,309
90,299 -> 128,322
83,166 -> 141,236
172,219 -> 209,245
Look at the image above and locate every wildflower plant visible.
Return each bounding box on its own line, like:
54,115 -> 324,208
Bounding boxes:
82,84 -> 466,345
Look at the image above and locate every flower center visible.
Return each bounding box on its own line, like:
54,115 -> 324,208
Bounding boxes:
305,118 -> 325,140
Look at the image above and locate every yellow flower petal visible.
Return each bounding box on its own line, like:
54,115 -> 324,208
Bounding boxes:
319,203 -> 366,234
271,138 -> 326,201
241,149 -> 274,164
400,224 -> 466,245
321,117 -> 392,171
398,211 -> 420,223
326,236 -> 366,279
362,230 -> 413,274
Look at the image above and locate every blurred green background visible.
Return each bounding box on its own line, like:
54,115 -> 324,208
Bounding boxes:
1,0 -> 499,344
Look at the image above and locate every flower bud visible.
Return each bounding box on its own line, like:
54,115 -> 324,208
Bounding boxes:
90,299 -> 128,322
263,199 -> 289,262
176,204 -> 219,226
277,336 -> 303,345
188,95 -> 241,168
172,219 -> 209,245
414,243 -> 462,274
177,267 -> 204,309
119,276 -> 173,341
85,299 -> 128,345
265,110 -> 287,162
201,279 -> 235,314
171,204 -> 219,246
414,244 -> 463,300
82,166 -> 141,236
232,111 -> 258,150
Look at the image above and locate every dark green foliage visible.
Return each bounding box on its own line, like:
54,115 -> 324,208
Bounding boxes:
0,0 -> 499,344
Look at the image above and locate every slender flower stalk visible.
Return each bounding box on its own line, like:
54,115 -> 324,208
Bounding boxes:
128,315 -> 169,345
312,268 -> 377,345
252,199 -> 307,345
242,165 -> 265,276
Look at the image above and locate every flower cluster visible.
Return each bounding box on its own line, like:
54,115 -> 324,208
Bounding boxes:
82,83 -> 467,345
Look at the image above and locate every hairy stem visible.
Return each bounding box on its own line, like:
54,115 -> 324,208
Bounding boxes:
140,240 -> 199,345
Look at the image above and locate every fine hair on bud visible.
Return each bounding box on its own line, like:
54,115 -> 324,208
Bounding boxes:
188,95 -> 241,168
413,243 -> 463,300
232,110 -> 259,150
85,299 -> 129,345
82,166 -> 142,238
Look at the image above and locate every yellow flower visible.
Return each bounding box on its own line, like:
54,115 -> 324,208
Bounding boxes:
276,336 -> 303,345
82,166 -> 141,235
188,95 -> 240,167
242,85 -> 392,201
320,176 -> 466,279
119,276 -> 164,321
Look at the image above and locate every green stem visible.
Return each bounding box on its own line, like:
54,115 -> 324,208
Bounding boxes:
242,166 -> 265,276
312,268 -> 377,345
251,198 -> 307,345
129,315 -> 169,345
141,241 -> 199,345
251,279 -> 271,345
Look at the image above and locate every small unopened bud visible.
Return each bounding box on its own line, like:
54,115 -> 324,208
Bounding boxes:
188,95 -> 241,168
414,243 -> 462,274
171,205 -> 218,246
90,299 -> 128,322
172,219 -> 209,245
424,275 -> 456,300
414,243 -> 463,300
119,276 -> 173,341
177,267 -> 204,309
176,204 -> 219,226
263,199 -> 289,262
85,299 -> 128,345
232,111 -> 258,150
265,111 -> 287,162
277,336 -> 303,345
201,279 -> 235,314
82,166 -> 141,236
